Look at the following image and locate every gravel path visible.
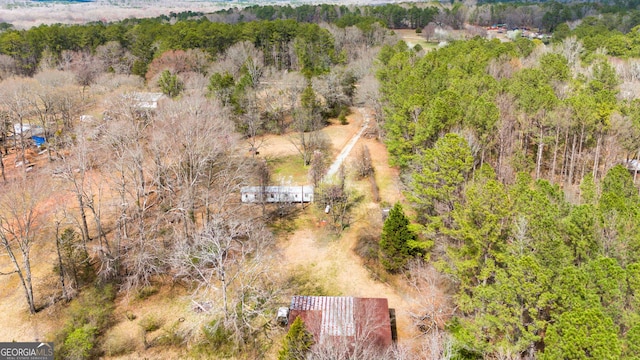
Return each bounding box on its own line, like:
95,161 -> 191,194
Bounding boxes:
323,107 -> 370,182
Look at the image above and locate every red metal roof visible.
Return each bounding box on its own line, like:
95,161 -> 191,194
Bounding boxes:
288,296 -> 393,349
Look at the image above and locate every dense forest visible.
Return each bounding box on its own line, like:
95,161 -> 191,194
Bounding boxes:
377,19 -> 640,360
1,1 -> 640,359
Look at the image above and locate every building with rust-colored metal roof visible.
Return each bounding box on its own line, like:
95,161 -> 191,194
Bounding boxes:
287,296 -> 394,350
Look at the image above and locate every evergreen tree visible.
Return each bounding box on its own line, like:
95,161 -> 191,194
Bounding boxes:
542,307 -> 621,360
379,202 -> 416,273
158,70 -> 183,98
446,164 -> 511,297
624,322 -> 640,360
278,317 -> 314,360
599,165 -> 640,264
408,133 -> 473,222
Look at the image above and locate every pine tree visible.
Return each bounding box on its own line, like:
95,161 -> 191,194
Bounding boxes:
158,70 -> 183,98
408,133 -> 474,222
278,317 -> 314,360
542,307 -> 621,360
379,202 -> 416,273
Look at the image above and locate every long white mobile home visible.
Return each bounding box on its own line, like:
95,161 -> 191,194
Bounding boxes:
241,185 -> 314,203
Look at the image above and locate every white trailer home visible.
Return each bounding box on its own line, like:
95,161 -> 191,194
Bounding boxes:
241,185 -> 314,203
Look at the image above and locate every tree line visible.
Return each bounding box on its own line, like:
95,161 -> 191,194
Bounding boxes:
4,1 -> 640,81
0,17 -> 375,78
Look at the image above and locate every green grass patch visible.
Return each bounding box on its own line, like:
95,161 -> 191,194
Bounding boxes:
285,265 -> 341,297
153,320 -> 184,347
191,319 -> 237,358
422,41 -> 439,50
375,170 -> 396,202
267,205 -> 302,235
267,155 -> 308,184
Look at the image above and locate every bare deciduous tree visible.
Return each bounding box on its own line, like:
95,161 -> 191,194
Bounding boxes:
27,71 -> 83,160
52,205 -> 93,302
316,166 -> 357,232
289,86 -> 328,166
171,211 -> 277,345
312,67 -> 357,117
57,121 -> 109,259
0,176 -> 49,314
356,75 -> 384,139
151,94 -> 237,235
422,23 -> 437,42
57,51 -> 103,97
260,70 -> 304,133
146,49 -> 210,84
216,41 -> 265,85
0,54 -> 17,80
0,77 -> 38,167
557,37 -> 584,77
238,94 -> 267,157
308,150 -> 327,188
73,53 -> 103,97
100,95 -> 153,285
353,144 -> 374,179
403,260 -> 456,360
95,41 -> 136,75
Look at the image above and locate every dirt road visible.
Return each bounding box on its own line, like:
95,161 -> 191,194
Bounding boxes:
324,107 -> 370,181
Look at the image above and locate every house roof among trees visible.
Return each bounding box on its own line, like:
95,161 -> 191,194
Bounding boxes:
126,92 -> 165,109
287,296 -> 393,348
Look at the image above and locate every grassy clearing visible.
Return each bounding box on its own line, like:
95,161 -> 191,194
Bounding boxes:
267,155 -> 308,184
375,170 -> 395,202
285,264 -> 342,297
265,200 -> 318,236
394,29 -> 439,51
135,285 -> 159,301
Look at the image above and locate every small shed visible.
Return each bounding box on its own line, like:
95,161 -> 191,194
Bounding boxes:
287,296 -> 393,349
241,185 -> 313,203
129,92 -> 165,110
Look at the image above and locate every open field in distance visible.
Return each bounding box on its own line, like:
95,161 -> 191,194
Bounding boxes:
0,0 -> 425,28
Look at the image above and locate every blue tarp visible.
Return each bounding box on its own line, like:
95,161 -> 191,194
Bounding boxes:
32,136 -> 46,146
